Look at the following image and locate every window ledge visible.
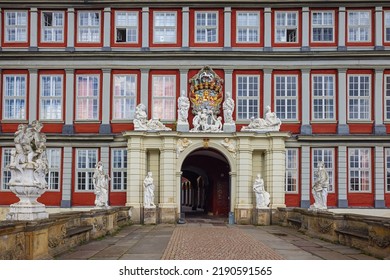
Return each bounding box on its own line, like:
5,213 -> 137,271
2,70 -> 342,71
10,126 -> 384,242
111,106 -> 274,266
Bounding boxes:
74,121 -> 101,124
310,120 -> 338,124
111,120 -> 134,124
0,120 -> 28,124
347,120 -> 374,124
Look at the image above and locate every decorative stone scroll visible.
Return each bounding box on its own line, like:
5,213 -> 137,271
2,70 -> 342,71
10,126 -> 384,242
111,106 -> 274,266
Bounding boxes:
134,103 -> 172,131
241,105 -> 281,132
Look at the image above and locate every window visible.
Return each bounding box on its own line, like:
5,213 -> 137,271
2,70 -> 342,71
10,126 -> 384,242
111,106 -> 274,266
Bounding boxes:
385,148 -> 390,192
77,11 -> 100,43
1,148 -> 12,190
40,74 -> 63,120
4,11 -> 28,43
2,74 -> 27,120
275,11 -> 298,43
76,149 -> 98,191
112,149 -> 127,191
151,75 -> 176,121
236,75 -> 260,120
286,148 -> 298,193
385,75 -> 390,120
195,11 -> 218,43
312,74 -> 335,120
46,148 -> 61,191
76,74 -> 99,121
312,148 -> 335,192
385,11 -> 390,43
112,74 -> 137,120
347,11 -> 371,43
275,75 -> 298,121
349,148 -> 371,192
311,11 -> 334,43
348,75 -> 371,121
236,12 -> 260,43
41,11 -> 64,43
153,12 -> 177,43
115,11 -> 138,43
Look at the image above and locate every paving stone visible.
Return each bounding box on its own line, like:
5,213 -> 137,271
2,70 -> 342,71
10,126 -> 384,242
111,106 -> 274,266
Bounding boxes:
348,254 -> 379,260
311,250 -> 354,260
120,254 -> 163,260
56,250 -> 98,260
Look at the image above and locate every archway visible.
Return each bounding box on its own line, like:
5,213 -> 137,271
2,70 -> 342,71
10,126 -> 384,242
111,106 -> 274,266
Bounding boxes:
181,148 -> 231,219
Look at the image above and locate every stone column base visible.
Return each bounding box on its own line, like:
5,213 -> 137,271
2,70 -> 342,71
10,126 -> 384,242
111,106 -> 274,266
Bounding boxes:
234,206 -> 253,225
223,123 -> 236,132
7,203 -> 49,221
143,207 -> 157,225
252,208 -> 271,226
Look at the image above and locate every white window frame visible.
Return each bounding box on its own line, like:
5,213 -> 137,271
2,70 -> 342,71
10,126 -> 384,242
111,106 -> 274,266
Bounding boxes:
347,10 -> 371,43
77,11 -> 101,43
115,11 -> 138,44
348,148 -> 371,192
2,74 -> 27,120
1,148 -> 12,191
75,74 -> 100,121
76,149 -> 98,192
151,75 -> 176,121
385,148 -> 390,193
385,75 -> 390,121
285,148 -> 299,193
195,11 -> 218,43
41,11 -> 65,43
311,11 -> 335,43
385,11 -> 390,43
275,11 -> 299,43
236,11 -> 260,43
312,148 -> 335,193
312,74 -> 335,121
347,74 -> 371,121
4,10 -> 28,43
274,75 -> 298,121
111,149 -> 127,192
46,148 -> 61,191
40,74 -> 63,121
153,11 -> 177,44
112,74 -> 137,120
236,75 -> 260,120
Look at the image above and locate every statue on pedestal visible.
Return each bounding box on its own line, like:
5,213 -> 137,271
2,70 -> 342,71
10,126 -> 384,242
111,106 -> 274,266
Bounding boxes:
93,161 -> 110,208
253,174 -> 270,208
241,105 -> 281,132
223,91 -> 235,124
178,90 -> 190,124
310,161 -> 329,211
134,103 -> 172,131
144,172 -> 156,208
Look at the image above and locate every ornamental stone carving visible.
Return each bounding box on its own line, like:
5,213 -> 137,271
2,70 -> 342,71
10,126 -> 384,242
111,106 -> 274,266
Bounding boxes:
223,91 -> 235,124
309,161 -> 329,211
241,105 -> 281,132
178,90 -> 190,124
253,174 -> 270,208
190,108 -> 223,132
144,172 -> 156,208
220,138 -> 237,158
176,138 -> 193,158
134,103 -> 172,131
93,161 -> 110,208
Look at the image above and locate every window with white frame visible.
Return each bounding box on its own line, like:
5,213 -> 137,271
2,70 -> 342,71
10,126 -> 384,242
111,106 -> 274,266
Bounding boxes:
4,11 -> 28,42
41,11 -> 64,43
275,75 -> 298,120
312,148 -> 335,192
285,148 -> 298,192
236,75 -> 260,120
77,11 -> 100,43
385,12 -> 390,42
195,11 -> 218,43
236,12 -> 260,43
1,148 -> 12,190
113,74 -> 137,120
385,75 -> 390,120
348,75 -> 370,121
385,148 -> 390,192
311,11 -> 334,42
40,74 -> 63,120
349,148 -> 371,192
347,11 -> 371,42
153,12 -> 177,43
45,148 -> 61,191
3,74 -> 27,120
115,11 -> 138,43
312,74 -> 335,120
151,75 -> 176,121
76,149 -> 98,191
112,149 -> 127,191
275,11 -> 298,43
76,74 -> 99,120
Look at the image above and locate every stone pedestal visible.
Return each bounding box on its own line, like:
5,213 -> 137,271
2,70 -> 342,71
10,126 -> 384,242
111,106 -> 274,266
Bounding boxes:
253,208 -> 271,226
143,207 -> 157,225
223,123 -> 236,133
235,207 -> 252,225
177,123 -> 190,132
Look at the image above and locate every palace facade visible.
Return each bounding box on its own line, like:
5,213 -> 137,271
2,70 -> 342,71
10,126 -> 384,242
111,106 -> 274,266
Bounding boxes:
0,0 -> 390,223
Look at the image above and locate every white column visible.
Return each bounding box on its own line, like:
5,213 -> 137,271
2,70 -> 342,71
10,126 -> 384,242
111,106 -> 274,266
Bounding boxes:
66,8 -> 75,51
140,69 -> 149,108
182,7 -> 190,48
374,69 -> 386,134
28,69 -> 38,122
338,7 -> 346,50
63,69 -> 74,134
103,8 -> 111,50
300,146 -> 310,208
30,8 -> 38,50
224,7 -> 232,48
100,69 -> 111,134
301,69 -> 311,134
142,7 -> 149,49
338,146 -> 348,207
224,69 -> 233,96
337,69 -> 349,134
263,69 -> 272,114
301,7 -> 310,51
61,147 -> 73,207
264,8 -> 272,51
375,7 -> 384,50
375,147 -> 385,208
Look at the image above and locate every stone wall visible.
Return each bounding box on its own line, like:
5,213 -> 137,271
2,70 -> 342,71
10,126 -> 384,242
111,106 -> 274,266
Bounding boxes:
277,208 -> 390,259
0,207 -> 132,260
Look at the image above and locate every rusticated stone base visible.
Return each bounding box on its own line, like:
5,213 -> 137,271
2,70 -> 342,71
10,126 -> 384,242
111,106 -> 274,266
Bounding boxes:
252,208 -> 271,226
7,203 -> 49,221
143,207 -> 157,225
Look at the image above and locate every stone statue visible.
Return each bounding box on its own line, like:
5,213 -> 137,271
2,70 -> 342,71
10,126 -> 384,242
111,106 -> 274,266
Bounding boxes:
253,174 -> 270,208
191,111 -> 202,132
134,103 -> 172,131
190,108 -> 222,133
241,105 -> 281,132
310,161 -> 329,211
144,172 -> 156,208
93,161 -> 110,208
176,138 -> 192,158
178,90 -> 190,124
223,91 -> 235,124
221,138 -> 236,158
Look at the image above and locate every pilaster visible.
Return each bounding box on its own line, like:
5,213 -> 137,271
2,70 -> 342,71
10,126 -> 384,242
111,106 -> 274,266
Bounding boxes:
337,69 -> 349,134
29,8 -> 38,51
182,7 -> 190,48
66,8 -> 75,51
374,69 -> 386,134
140,69 -> 149,108
103,8 -> 111,51
300,146 -> 311,208
224,7 -> 232,49
375,147 -> 386,208
301,7 -> 310,51
100,68 -> 111,134
142,7 -> 149,50
338,7 -> 346,51
28,69 -> 38,122
63,69 -> 75,134
224,69 -> 233,97
263,69 -> 272,113
61,147 -> 73,207
264,8 -> 272,51
338,146 -> 348,207
300,69 -> 312,134
375,7 -> 384,50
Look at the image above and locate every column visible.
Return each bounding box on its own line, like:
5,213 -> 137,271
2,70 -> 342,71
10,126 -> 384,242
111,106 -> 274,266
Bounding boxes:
224,7 -> 232,49
300,69 -> 311,134
0,9 -> 2,51
28,69 -> 38,122
66,8 -> 75,51
374,69 -> 386,134
29,8 -> 38,50
63,69 -> 74,134
337,69 -> 349,134
301,7 -> 310,51
100,69 -> 111,134
182,7 -> 190,48
142,7 -> 149,50
100,146 -> 109,178
140,68 -> 149,108
375,7 -> 384,50
224,69 -> 233,97
338,146 -> 348,207
263,69 -> 272,113
264,8 -> 272,51
375,147 -> 386,208
300,146 -> 311,208
61,147 -> 73,207
103,8 -> 111,51
338,7 -> 346,51
180,69 -> 189,94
